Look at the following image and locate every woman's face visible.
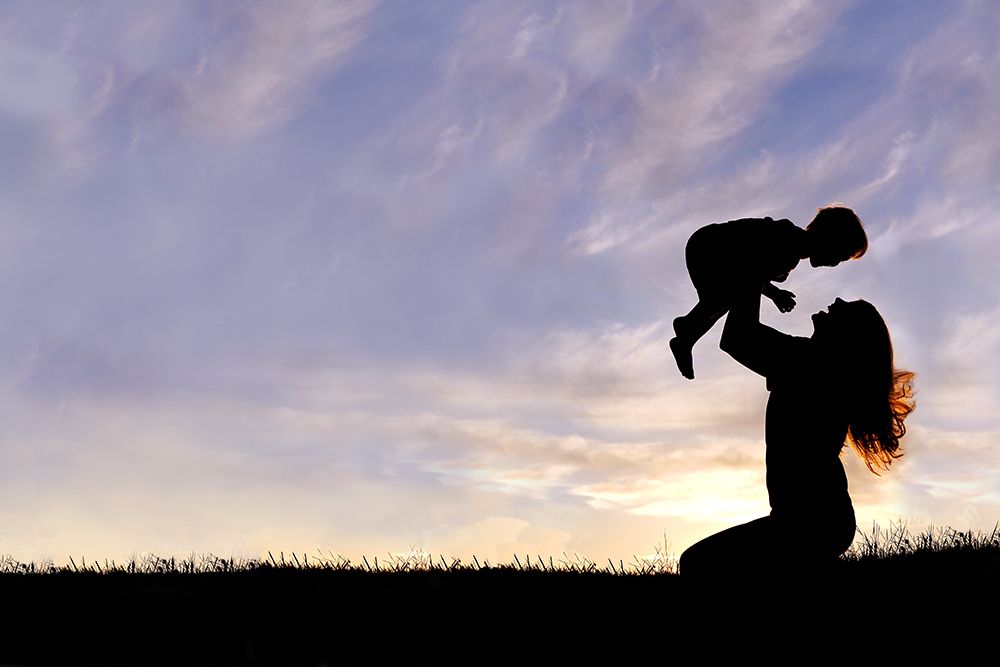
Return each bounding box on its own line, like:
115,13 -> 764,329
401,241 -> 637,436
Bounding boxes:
811,297 -> 854,341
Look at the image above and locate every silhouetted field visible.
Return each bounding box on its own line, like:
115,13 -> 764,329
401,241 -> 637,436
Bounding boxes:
1,523 -> 996,665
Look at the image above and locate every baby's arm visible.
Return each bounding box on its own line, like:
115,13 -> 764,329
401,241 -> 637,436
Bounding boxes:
762,282 -> 796,313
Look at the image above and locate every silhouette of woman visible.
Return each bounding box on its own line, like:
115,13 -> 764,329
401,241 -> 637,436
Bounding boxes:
679,286 -> 914,580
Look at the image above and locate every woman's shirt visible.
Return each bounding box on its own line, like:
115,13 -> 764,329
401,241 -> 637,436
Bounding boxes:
763,332 -> 853,517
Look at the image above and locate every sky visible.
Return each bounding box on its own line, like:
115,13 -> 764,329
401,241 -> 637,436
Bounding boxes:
0,0 -> 998,567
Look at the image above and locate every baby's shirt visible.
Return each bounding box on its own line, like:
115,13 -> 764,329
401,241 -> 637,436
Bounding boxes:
686,216 -> 804,299
718,217 -> 801,284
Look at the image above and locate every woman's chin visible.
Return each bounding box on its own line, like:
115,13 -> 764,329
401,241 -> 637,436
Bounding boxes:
811,311 -> 834,340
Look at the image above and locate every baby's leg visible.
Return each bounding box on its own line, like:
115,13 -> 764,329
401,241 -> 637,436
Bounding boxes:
669,337 -> 695,380
674,300 -> 727,340
671,299 -> 727,379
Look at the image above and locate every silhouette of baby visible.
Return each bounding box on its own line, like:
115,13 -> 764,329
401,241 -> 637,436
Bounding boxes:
670,205 -> 867,379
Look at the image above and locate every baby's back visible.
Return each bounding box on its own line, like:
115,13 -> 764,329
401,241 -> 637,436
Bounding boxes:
688,217 -> 801,289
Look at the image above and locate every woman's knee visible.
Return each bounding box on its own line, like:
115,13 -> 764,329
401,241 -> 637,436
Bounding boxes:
678,544 -> 703,578
680,518 -> 775,579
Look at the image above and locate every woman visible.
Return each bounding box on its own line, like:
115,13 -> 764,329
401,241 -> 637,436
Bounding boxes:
679,287 -> 914,580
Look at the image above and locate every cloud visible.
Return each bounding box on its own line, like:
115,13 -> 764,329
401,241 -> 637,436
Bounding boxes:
182,0 -> 380,138
420,517 -> 572,563
909,305 -> 1000,435
573,1 -> 850,248
3,0 -> 1000,566
0,42 -> 75,117
8,1 -> 381,149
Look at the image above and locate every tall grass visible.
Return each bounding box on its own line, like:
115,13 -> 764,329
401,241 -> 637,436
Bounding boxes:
1,522 -> 996,577
844,519 -> 1000,561
0,539 -> 679,576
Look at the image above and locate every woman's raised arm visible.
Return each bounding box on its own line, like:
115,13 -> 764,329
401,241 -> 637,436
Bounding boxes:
720,284 -> 793,379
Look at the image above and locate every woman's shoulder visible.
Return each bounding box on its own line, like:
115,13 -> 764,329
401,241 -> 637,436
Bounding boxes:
764,333 -> 814,391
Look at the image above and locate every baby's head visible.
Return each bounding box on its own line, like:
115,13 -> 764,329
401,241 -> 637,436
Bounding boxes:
806,204 -> 867,267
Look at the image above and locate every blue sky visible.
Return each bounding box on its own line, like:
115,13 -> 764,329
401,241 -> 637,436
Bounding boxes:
0,0 -> 998,565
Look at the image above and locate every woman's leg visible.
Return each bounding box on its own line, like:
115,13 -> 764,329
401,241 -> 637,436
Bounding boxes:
679,516 -> 776,581
680,510 -> 855,582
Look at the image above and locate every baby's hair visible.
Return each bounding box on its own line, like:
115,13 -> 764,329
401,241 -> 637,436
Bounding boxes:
806,204 -> 867,259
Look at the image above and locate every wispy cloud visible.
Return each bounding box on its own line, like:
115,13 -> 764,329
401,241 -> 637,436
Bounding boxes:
182,0 -> 380,138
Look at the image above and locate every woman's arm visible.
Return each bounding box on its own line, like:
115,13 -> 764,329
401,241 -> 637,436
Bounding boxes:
720,284 -> 796,378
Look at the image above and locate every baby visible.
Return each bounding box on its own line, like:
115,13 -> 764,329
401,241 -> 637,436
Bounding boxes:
670,204 -> 867,379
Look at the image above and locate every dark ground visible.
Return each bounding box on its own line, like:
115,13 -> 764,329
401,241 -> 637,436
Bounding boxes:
1,549 -> 997,665
3,566 -> 687,664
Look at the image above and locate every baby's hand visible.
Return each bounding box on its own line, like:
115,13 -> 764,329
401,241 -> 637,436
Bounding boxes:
771,289 -> 796,313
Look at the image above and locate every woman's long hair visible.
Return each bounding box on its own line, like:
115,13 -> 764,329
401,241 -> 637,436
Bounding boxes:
827,300 -> 915,475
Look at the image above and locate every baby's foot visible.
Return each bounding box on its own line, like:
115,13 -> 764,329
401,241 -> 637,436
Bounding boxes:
670,337 -> 694,380
674,316 -> 700,341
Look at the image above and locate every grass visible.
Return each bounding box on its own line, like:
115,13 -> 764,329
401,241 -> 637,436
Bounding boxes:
0,523 -> 996,664
2,520 -> 995,576
0,539 -> 681,576
845,519 -> 1000,560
